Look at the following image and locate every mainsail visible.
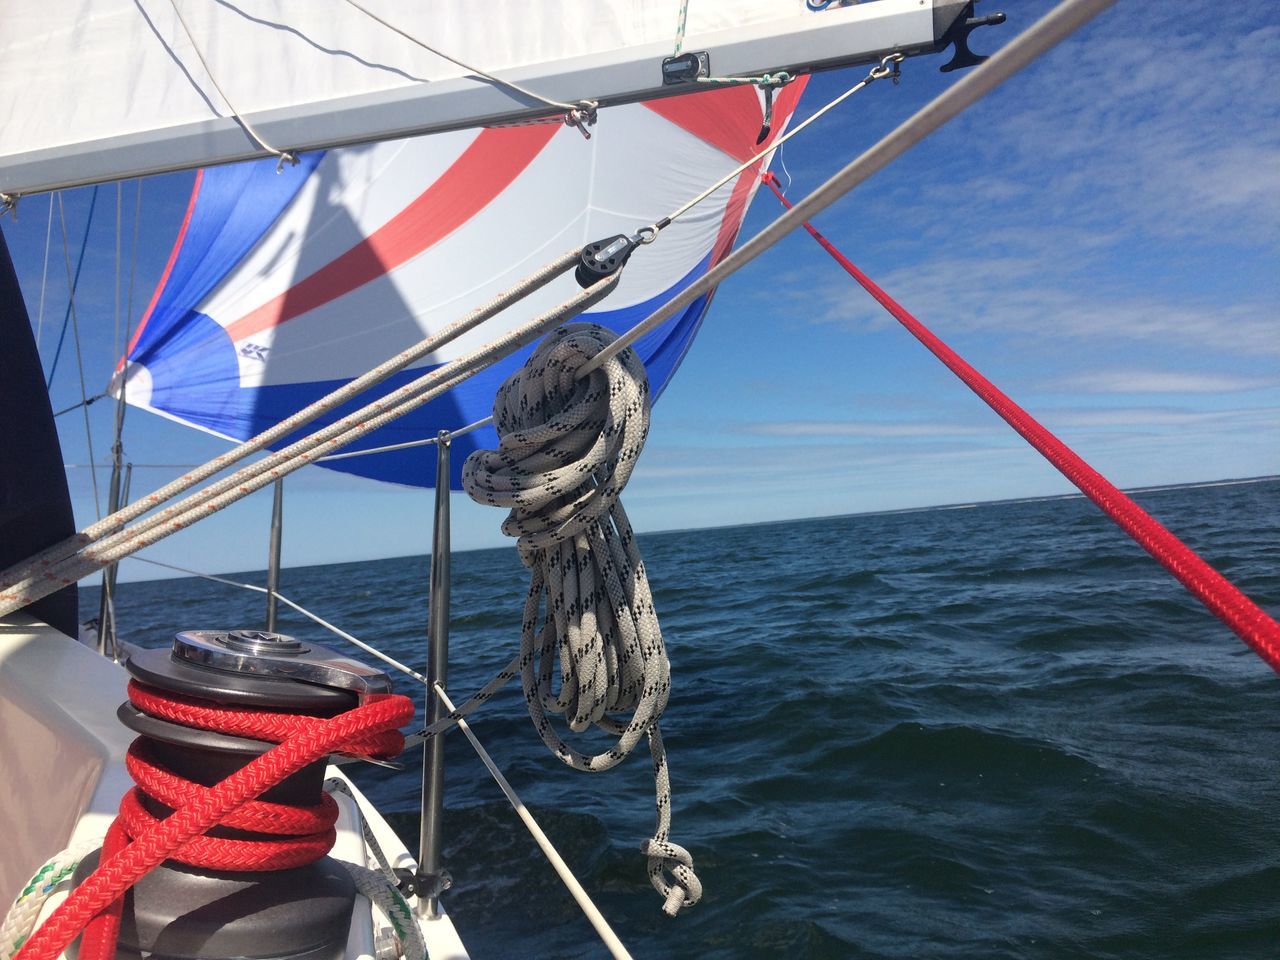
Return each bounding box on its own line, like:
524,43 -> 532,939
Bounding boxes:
0,0 -> 952,196
118,82 -> 805,488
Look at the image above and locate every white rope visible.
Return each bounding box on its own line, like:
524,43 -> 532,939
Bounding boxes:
338,861 -> 426,960
326,780 -> 426,960
166,0 -> 297,168
1,840 -> 100,960
462,323 -> 701,916
0,250 -> 585,606
672,0 -> 690,56
777,142 -> 794,194
580,0 -> 1117,380
433,683 -> 635,960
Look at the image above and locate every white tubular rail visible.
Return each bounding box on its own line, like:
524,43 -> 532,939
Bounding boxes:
0,249 -> 580,595
577,0 -> 1117,380
433,684 -> 636,960
0,272 -> 619,617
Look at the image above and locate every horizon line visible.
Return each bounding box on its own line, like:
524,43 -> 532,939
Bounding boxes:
97,473 -> 1279,586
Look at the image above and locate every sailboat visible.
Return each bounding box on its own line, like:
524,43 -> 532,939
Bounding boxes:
0,3 -> 1023,958
9,1 -> 1271,957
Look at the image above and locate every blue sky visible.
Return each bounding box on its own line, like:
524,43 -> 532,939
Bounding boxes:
3,0 -> 1277,581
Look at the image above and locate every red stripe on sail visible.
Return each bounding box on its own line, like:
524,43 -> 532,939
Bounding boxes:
643,80 -> 806,164
124,169 -> 204,364
688,80 -> 807,262
225,125 -> 559,344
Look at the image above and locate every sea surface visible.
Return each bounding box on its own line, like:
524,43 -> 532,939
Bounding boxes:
84,477 -> 1280,960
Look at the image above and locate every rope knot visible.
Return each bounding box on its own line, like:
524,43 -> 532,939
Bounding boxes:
640,838 -> 702,917
464,322 -> 703,917
462,323 -> 650,557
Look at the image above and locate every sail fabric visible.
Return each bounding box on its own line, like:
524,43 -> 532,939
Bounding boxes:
120,81 -> 806,489
0,0 -> 936,196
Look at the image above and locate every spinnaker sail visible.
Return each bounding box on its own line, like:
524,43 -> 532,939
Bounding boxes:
118,82 -> 805,488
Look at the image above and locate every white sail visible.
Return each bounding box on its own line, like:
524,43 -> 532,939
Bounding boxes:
0,0 -> 961,197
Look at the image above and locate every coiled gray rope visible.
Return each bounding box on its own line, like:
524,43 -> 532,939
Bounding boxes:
462,323 -> 701,916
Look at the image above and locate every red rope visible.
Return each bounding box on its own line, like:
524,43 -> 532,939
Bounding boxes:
760,173 -> 1280,675
16,682 -> 414,960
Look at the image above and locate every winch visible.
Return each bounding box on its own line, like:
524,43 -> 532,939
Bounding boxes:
71,629 -> 398,960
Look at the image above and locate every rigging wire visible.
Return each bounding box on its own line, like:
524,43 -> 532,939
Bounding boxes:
55,194 -> 102,520
53,393 -> 108,418
113,184 -> 122,369
63,463 -> 200,469
340,0 -> 597,135
578,0 -> 1119,381
118,180 -> 144,393
1,0 -> 1117,616
100,180 -> 144,659
126,557 -> 429,686
166,0 -> 298,169
650,53 -> 900,235
45,186 -> 99,390
316,415 -> 493,462
434,684 -> 636,960
34,195 -> 53,350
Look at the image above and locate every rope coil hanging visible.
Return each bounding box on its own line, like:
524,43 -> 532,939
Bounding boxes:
462,323 -> 702,915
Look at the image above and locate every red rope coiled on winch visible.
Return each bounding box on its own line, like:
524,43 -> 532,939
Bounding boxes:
16,681 -> 414,960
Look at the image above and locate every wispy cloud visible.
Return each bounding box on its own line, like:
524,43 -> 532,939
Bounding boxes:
767,249 -> 1280,358
1037,404 -> 1280,430
742,419 -> 992,438
769,3 -> 1280,363
1051,369 -> 1278,395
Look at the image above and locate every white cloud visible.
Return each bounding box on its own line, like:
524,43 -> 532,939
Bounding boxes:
767,2 -> 1280,364
743,419 -> 993,438
1037,404 -> 1280,429
774,250 -> 1280,358
1051,369 -> 1278,394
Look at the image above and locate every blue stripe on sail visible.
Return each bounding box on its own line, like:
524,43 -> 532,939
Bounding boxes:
130,154 -> 324,366
140,253 -> 717,489
588,252 -> 714,402
144,312 -> 243,432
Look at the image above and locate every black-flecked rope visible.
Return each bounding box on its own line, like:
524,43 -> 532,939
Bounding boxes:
461,323 -> 701,916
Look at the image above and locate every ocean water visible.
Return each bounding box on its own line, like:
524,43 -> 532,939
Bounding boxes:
85,477 -> 1280,959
